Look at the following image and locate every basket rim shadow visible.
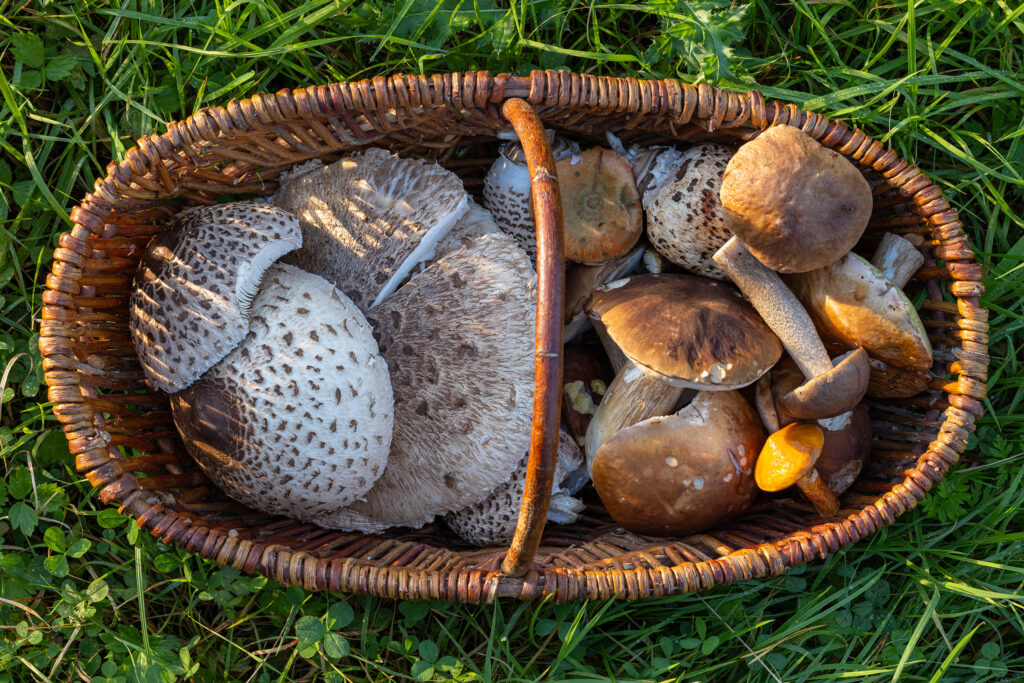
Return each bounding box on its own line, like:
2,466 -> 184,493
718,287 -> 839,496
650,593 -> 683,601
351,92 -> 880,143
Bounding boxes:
40,70 -> 988,603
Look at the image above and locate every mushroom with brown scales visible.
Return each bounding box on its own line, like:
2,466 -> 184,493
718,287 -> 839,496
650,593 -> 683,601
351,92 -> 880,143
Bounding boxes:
327,233 -> 537,533
169,263 -> 394,525
445,430 -> 587,546
483,131 -> 580,261
712,124 -> 874,423
755,422 -> 839,517
129,201 -> 302,393
271,147 -> 470,311
592,391 -> 765,536
583,274 -> 783,467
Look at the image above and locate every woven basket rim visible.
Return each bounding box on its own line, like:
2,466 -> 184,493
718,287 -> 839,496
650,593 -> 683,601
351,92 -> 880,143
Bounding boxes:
41,70 -> 988,602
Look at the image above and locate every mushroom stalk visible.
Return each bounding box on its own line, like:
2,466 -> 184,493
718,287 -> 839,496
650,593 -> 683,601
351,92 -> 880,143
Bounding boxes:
584,362 -> 684,473
714,236 -> 833,379
871,232 -> 924,288
795,468 -> 839,517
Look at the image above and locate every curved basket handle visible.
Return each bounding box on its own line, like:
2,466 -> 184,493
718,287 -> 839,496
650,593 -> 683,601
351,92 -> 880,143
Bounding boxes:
500,98 -> 565,577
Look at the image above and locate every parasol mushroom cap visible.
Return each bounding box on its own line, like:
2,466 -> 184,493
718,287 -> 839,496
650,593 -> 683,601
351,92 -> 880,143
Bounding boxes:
129,201 -> 302,394
592,391 -> 764,536
329,233 -> 537,533
445,430 -> 586,546
586,274 -> 782,390
271,147 -> 470,310
755,422 -> 825,492
483,131 -> 580,260
719,125 -> 873,273
556,147 -> 643,264
404,198 -> 502,282
786,252 -> 933,372
645,143 -> 735,280
169,263 -> 393,524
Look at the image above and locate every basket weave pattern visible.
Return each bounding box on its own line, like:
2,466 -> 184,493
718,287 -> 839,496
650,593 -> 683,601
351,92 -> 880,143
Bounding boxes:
42,71 -> 987,602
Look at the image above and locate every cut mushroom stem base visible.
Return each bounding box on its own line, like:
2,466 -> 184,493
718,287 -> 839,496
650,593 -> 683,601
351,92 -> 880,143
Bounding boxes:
796,467 -> 840,517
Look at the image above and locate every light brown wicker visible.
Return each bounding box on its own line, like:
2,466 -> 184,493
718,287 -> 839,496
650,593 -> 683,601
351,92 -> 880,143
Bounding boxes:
41,70 -> 988,602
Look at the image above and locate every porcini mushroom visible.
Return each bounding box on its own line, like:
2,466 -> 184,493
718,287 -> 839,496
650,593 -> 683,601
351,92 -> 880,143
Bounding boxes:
272,147 -> 470,310
129,201 -> 302,393
170,263 -> 394,524
755,422 -> 839,517
328,233 -> 537,533
712,125 -> 874,422
645,143 -> 735,280
556,147 -> 643,264
483,131 -> 579,260
583,274 -> 782,465
445,430 -> 586,546
786,252 -> 933,395
592,391 -> 765,536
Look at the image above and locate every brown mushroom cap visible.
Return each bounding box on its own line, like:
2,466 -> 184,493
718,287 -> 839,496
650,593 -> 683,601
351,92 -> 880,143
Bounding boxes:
556,147 -> 643,264
593,391 -> 763,536
755,422 -> 825,491
776,347 -> 871,421
586,274 -> 782,389
787,252 -> 933,372
817,404 -> 872,494
719,125 -> 872,273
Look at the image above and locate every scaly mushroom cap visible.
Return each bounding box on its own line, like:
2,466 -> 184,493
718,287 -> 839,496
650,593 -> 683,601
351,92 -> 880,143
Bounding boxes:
130,201 -> 302,393
404,199 -> 502,282
556,147 -> 642,264
483,133 -> 580,260
720,125 -> 872,273
786,253 -> 933,372
755,422 -> 824,491
445,431 -> 586,546
592,391 -> 764,536
645,143 -> 734,280
170,263 -> 393,525
586,274 -> 782,389
272,147 -> 469,310
330,233 -> 536,533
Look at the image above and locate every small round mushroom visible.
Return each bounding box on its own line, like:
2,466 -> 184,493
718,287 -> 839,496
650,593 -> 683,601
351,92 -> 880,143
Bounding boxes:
583,274 -> 782,463
445,430 -> 586,546
555,147 -> 643,264
712,126 -> 873,423
328,233 -> 537,533
129,201 -> 302,393
786,252 -> 933,396
645,143 -> 734,280
170,263 -> 393,525
755,422 -> 839,517
592,391 -> 765,536
483,131 -> 580,260
272,147 -> 470,310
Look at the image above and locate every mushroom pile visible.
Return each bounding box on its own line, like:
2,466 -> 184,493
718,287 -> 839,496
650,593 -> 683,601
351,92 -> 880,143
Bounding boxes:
128,122 -> 932,546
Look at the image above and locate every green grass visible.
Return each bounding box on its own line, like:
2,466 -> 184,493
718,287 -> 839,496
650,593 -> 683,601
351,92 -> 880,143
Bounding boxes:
1,0 -> 1022,680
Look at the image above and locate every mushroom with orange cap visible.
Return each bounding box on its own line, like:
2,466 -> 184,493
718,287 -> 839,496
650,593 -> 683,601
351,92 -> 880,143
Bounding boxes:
755,422 -> 839,517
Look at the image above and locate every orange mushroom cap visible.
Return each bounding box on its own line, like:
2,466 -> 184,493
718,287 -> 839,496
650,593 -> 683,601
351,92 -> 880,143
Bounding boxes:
755,422 -> 825,492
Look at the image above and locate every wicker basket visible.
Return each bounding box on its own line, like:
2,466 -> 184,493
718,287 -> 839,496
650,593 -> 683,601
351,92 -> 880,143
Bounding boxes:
41,71 -> 988,602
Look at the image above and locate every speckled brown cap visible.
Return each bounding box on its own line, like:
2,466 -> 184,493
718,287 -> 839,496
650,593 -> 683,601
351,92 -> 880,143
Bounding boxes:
645,143 -> 734,280
586,274 -> 782,389
170,263 -> 393,526
719,125 -> 872,273
592,391 -> 764,536
129,201 -> 302,394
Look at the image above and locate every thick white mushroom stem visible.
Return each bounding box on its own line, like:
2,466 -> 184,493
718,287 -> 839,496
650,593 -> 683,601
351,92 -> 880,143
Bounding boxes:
713,236 -> 833,380
871,232 -> 924,288
583,363 -> 684,474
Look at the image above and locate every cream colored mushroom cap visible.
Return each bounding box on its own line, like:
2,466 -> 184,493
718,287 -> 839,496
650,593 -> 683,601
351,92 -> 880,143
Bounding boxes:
170,263 -> 393,525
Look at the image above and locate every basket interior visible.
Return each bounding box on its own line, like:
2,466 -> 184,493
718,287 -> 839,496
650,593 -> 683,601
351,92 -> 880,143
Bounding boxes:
44,74 -> 985,601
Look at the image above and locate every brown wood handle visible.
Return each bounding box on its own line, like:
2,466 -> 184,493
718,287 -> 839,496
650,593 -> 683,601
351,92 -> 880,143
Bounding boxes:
500,98 -> 565,577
